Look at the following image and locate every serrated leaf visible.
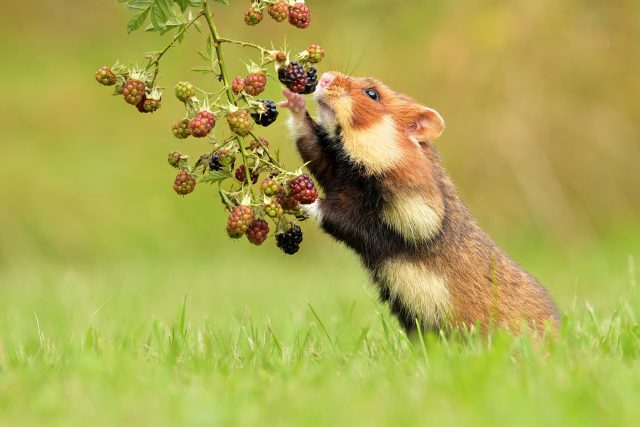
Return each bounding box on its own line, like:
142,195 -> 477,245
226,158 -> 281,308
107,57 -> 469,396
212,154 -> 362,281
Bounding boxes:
127,9 -> 151,33
201,170 -> 231,184
175,0 -> 189,12
211,0 -> 229,5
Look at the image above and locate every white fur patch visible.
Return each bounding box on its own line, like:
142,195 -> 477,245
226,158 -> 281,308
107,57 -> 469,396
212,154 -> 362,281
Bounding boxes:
381,194 -> 443,242
287,114 -> 312,142
301,200 -> 323,223
380,259 -> 451,329
341,115 -> 404,174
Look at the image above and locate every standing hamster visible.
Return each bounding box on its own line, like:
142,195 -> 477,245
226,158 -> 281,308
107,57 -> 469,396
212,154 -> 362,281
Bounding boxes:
279,72 -> 559,334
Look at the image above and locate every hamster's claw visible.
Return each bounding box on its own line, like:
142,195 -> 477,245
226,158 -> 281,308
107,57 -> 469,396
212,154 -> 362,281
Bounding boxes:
279,88 -> 306,115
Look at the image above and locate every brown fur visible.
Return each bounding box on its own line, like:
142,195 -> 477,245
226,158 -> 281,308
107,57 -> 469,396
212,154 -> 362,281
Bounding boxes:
292,73 -> 559,334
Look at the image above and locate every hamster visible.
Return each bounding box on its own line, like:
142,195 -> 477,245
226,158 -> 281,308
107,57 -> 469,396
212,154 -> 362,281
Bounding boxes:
279,72 -> 560,334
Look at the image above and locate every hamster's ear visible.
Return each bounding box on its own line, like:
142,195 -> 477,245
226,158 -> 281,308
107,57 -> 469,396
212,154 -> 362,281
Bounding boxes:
409,107 -> 445,143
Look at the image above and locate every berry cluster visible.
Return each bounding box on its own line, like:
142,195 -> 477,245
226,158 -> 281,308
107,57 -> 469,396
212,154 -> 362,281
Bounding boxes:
95,1 -> 324,255
244,1 -> 311,30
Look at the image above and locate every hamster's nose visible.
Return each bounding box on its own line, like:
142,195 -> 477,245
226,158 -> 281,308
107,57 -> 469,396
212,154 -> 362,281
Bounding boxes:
319,72 -> 335,89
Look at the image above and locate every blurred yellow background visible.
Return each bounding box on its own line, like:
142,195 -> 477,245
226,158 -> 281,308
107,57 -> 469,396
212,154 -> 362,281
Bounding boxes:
0,0 -> 638,329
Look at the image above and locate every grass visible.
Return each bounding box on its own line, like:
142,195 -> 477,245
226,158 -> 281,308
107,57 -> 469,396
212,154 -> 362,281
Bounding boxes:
0,248 -> 639,427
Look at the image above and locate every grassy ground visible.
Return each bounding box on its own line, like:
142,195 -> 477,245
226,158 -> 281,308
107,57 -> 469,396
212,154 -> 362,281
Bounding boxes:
1,1 -> 639,425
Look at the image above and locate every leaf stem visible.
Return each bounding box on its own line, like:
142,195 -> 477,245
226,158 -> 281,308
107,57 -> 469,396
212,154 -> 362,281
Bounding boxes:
218,37 -> 270,55
202,1 -> 253,190
145,11 -> 205,86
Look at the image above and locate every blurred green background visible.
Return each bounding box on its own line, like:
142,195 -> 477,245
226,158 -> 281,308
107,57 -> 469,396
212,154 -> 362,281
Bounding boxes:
0,0 -> 639,340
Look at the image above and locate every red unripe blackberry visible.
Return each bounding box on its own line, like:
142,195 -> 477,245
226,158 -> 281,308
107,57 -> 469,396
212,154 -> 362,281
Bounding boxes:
168,151 -> 182,168
246,219 -> 270,245
227,110 -> 253,136
264,200 -> 284,218
244,7 -> 263,26
251,99 -> 279,127
288,3 -> 311,29
303,67 -> 318,95
235,165 -> 259,184
276,224 -> 303,255
189,111 -> 216,138
244,72 -> 267,96
276,190 -> 299,211
248,137 -> 269,151
278,62 -> 307,94
261,177 -> 282,196
268,1 -> 288,22
288,173 -> 318,204
123,78 -> 146,105
274,51 -> 287,63
307,45 -> 325,64
231,76 -> 245,94
175,81 -> 196,102
173,171 -> 196,195
95,66 -> 117,86
172,119 -> 191,139
226,205 -> 255,238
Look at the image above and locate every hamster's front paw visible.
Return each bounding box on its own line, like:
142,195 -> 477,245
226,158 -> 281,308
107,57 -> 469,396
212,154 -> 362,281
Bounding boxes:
279,89 -> 306,116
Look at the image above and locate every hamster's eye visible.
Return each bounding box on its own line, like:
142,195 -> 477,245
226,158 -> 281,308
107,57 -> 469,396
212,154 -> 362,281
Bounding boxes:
364,88 -> 379,101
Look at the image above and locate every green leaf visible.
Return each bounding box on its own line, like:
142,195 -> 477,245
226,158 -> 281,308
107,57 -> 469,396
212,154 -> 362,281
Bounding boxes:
201,171 -> 231,184
210,0 -> 229,4
127,8 -> 151,33
123,0 -> 178,33
174,0 -> 189,11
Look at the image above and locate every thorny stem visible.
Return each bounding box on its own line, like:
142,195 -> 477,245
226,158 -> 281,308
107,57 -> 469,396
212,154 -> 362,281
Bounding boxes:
145,11 -> 205,86
202,1 -> 253,191
218,38 -> 270,55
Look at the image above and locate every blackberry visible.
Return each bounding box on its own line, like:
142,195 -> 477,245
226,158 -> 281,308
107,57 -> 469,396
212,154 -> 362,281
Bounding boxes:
288,173 -> 318,204
244,7 -> 263,26
175,81 -> 196,102
227,110 -> 253,136
276,224 -> 303,255
173,171 -> 196,195
278,62 -> 307,94
189,111 -> 216,138
288,2 -> 311,29
248,137 -> 269,151
246,219 -> 270,245
264,200 -> 284,218
209,152 -> 222,171
226,205 -> 255,238
138,93 -> 161,113
276,190 -> 299,211
268,1 -> 288,22
251,99 -> 279,127
123,78 -> 146,105
172,119 -> 191,139
274,51 -> 287,63
260,177 -> 282,196
95,66 -> 117,86
303,67 -> 318,95
168,151 -> 182,168
307,45 -> 325,64
244,72 -> 267,96
235,165 -> 259,184
231,76 -> 245,94
217,148 -> 235,167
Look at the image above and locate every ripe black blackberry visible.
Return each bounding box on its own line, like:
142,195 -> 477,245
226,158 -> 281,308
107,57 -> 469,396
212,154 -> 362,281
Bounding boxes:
209,152 -> 222,171
246,219 -> 270,245
278,62 -> 307,94
251,100 -> 279,127
288,173 -> 318,204
303,67 -> 318,95
95,66 -> 117,86
276,224 -> 303,255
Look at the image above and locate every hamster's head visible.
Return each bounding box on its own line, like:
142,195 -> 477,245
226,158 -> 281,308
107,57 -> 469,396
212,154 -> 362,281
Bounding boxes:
314,72 -> 445,175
